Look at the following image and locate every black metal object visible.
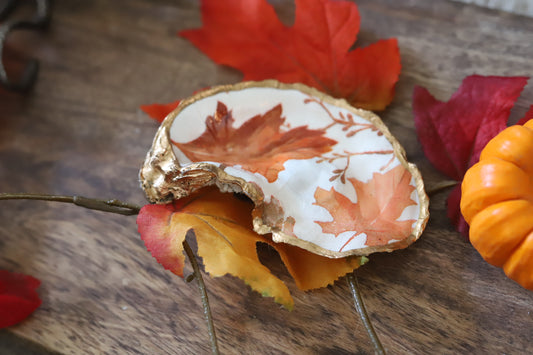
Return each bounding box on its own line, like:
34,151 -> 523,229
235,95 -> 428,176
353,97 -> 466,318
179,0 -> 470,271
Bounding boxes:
0,0 -> 51,92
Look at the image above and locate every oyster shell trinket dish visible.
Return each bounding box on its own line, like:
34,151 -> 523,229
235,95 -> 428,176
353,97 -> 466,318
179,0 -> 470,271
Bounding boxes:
141,81 -> 429,258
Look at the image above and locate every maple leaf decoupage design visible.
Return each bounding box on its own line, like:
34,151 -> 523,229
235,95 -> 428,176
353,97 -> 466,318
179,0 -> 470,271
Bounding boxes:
314,165 -> 417,251
178,0 -> 400,111
413,75 -> 528,237
173,102 -> 337,183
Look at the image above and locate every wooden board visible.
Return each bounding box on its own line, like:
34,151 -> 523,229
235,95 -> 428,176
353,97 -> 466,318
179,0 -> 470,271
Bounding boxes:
452,0 -> 533,17
1,0 -> 532,353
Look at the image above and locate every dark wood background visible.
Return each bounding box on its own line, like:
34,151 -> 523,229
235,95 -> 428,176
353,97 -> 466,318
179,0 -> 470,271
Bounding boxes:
1,0 -> 532,354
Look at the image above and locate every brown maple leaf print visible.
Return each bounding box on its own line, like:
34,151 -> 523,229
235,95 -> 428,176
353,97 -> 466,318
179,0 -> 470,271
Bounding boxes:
174,102 -> 337,182
314,165 -> 416,250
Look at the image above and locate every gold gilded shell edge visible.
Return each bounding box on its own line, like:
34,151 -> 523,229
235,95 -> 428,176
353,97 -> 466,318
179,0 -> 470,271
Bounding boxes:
140,80 -> 430,258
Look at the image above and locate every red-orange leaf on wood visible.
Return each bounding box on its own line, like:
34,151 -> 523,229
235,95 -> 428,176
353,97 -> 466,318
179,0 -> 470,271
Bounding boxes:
413,75 -> 529,237
314,165 -> 416,251
136,187 -> 366,308
140,88 -> 211,123
179,0 -> 400,111
140,100 -> 181,123
174,102 -> 336,182
0,270 -> 41,328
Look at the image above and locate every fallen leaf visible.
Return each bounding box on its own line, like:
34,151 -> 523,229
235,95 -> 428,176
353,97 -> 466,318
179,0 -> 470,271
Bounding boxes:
517,105 -> 533,125
314,165 -> 416,251
0,270 -> 41,328
137,187 -> 366,307
272,242 -> 367,290
413,75 -> 528,237
137,187 -> 293,309
179,0 -> 400,110
140,100 -> 181,123
140,88 -> 210,123
174,102 -> 336,182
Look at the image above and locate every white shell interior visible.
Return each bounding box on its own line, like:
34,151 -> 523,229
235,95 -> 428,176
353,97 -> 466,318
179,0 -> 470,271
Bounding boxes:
169,87 -> 421,254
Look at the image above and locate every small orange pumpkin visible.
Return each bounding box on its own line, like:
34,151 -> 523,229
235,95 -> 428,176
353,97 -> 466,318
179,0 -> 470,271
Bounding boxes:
461,119 -> 533,291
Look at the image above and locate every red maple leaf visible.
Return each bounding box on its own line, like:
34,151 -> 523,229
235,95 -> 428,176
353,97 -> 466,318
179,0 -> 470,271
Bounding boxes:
314,165 -> 416,251
174,102 -> 336,182
178,0 -> 400,111
140,100 -> 181,123
140,88 -> 211,123
0,270 -> 41,328
412,75 -> 529,237
517,105 -> 533,125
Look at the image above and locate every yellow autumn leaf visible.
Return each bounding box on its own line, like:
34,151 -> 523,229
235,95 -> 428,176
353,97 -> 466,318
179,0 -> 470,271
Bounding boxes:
137,187 -> 366,308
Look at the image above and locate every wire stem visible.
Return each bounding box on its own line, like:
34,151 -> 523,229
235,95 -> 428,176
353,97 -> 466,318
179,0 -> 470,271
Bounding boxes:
183,240 -> 220,355
0,193 -> 141,215
347,272 -> 386,355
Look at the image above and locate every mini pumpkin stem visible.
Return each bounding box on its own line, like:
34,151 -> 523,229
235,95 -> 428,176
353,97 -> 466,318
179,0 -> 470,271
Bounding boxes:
347,272 -> 386,355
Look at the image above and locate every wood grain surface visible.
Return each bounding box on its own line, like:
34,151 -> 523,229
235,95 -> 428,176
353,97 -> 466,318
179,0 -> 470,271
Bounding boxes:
452,0 -> 533,17
1,0 -> 532,354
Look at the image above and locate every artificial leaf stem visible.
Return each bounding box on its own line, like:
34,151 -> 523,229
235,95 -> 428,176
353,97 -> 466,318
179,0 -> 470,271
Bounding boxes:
183,240 -> 220,355
0,193 -> 141,215
0,192 -> 220,354
347,272 -> 386,355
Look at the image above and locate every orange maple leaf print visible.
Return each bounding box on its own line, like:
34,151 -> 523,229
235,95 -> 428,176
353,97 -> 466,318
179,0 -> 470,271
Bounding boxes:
314,165 -> 416,250
174,102 -> 337,182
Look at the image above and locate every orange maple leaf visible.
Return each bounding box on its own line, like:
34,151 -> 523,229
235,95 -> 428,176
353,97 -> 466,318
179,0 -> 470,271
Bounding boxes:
273,242 -> 366,291
140,100 -> 181,123
141,0 -> 401,122
174,102 -> 336,182
314,165 -> 416,250
136,187 -> 366,309
179,0 -> 400,111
